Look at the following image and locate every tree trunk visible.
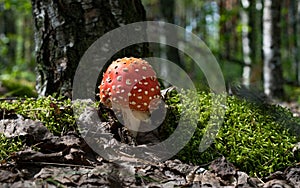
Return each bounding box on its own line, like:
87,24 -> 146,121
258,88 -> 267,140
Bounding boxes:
160,0 -> 183,69
292,0 -> 300,85
32,0 -> 148,97
262,0 -> 284,98
240,0 -> 251,87
249,0 -> 263,86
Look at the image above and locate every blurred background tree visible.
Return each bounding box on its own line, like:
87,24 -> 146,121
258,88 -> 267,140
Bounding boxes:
1,0 -> 300,100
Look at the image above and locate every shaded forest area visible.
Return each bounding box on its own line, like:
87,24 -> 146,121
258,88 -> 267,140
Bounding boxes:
1,0 -> 300,100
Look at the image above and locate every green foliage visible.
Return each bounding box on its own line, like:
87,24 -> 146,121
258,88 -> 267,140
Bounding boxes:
0,91 -> 298,176
0,133 -> 23,161
163,91 -> 299,177
0,77 -> 37,98
0,96 -> 76,135
0,0 -> 35,87
0,0 -> 32,14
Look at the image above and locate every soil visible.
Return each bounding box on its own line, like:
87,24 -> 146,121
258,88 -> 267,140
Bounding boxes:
0,101 -> 300,187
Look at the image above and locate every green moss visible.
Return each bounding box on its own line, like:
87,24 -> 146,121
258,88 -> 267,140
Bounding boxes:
163,91 -> 299,177
0,96 -> 76,135
0,133 -> 24,161
0,92 -> 299,176
0,78 -> 37,98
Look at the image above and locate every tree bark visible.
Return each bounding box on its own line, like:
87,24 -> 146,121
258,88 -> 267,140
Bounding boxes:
262,0 -> 284,98
32,0 -> 148,97
240,0 -> 251,87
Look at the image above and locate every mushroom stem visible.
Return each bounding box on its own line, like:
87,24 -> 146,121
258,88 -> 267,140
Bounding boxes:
121,108 -> 150,138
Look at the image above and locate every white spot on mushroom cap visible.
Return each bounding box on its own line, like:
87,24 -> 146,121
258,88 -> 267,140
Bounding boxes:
112,85 -> 116,90
123,68 -> 128,72
137,105 -> 141,108
135,69 -> 139,72
138,89 -> 142,93
145,91 -> 148,95
126,79 -> 131,85
144,82 -> 148,85
128,92 -> 132,97
137,96 -> 142,100
142,66 -> 147,70
117,75 -> 122,81
151,88 -> 155,92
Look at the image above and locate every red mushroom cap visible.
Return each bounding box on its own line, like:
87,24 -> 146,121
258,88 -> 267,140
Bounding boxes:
99,57 -> 161,112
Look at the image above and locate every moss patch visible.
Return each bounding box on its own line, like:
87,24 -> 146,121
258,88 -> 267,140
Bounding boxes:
0,134 -> 23,161
162,90 -> 299,177
0,92 -> 299,176
0,96 -> 76,135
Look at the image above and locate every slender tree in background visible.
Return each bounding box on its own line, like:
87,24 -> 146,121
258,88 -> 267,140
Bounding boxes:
291,0 -> 300,85
248,0 -> 263,85
241,0 -> 263,87
159,0 -> 183,69
263,0 -> 284,98
219,0 -> 240,61
240,0 -> 251,86
31,0 -> 148,97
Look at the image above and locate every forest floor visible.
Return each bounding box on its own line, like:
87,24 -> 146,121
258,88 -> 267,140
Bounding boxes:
0,101 -> 300,187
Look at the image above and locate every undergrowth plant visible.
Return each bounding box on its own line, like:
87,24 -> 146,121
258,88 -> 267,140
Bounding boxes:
0,91 -> 299,177
0,96 -> 76,135
162,90 -> 299,177
0,133 -> 23,161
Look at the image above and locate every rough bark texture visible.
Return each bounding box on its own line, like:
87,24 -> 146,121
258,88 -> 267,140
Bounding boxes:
263,0 -> 284,98
32,0 -> 148,97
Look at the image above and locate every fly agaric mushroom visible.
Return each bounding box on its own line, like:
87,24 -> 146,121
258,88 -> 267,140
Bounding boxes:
99,57 -> 161,137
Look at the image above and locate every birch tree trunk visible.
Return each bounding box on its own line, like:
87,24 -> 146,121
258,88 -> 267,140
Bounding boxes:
262,0 -> 284,98
32,0 -> 148,97
241,0 -> 251,87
